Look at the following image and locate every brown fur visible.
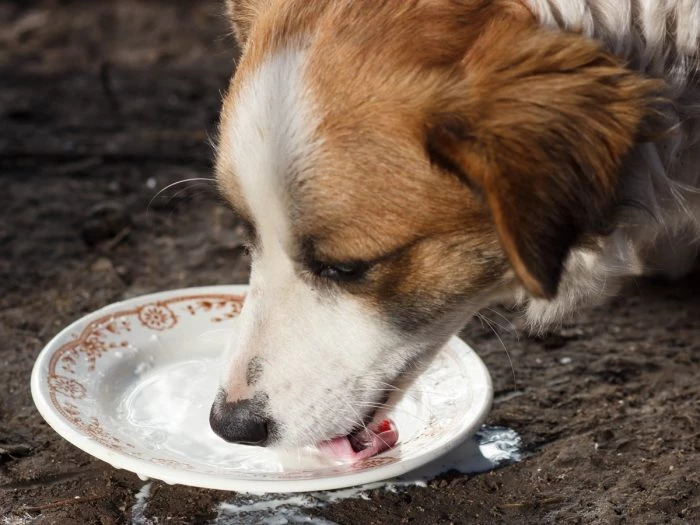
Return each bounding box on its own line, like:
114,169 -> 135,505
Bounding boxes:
224,0 -> 270,49
218,0 -> 666,316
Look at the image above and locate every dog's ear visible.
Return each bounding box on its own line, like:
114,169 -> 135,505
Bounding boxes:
427,19 -> 666,299
225,0 -> 269,47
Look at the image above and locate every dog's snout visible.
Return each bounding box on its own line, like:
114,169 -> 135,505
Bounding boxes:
209,394 -> 271,446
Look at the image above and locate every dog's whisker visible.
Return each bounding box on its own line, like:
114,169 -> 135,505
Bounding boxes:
166,182 -> 214,202
477,309 -> 511,333
364,378 -> 444,397
329,393 -> 398,452
360,386 -> 441,400
161,184 -> 216,219
330,391 -> 370,435
355,402 -> 430,424
484,307 -> 519,337
146,177 -> 217,212
359,384 -> 403,393
477,312 -> 518,390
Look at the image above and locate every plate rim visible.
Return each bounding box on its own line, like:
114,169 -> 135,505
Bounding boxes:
31,284 -> 493,493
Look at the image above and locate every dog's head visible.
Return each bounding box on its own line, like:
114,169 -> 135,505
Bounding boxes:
209,0 -> 663,449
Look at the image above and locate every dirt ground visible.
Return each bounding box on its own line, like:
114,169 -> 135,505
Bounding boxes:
1,1 -> 699,523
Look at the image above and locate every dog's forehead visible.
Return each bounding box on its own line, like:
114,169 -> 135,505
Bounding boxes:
217,57 -> 479,263
217,45 -> 319,242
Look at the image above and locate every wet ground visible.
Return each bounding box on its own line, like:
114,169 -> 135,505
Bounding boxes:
1,1 -> 699,523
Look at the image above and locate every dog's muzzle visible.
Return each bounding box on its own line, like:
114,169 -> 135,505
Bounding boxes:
209,391 -> 273,446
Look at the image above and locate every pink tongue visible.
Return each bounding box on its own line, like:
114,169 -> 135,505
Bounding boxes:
317,419 -> 398,462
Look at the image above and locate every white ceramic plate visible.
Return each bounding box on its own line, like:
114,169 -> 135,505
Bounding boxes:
31,285 -> 492,493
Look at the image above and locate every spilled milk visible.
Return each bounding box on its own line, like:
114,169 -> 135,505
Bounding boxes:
209,426 -> 521,524
130,426 -> 521,524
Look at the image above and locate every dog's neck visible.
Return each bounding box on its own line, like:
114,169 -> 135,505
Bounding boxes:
517,0 -> 700,326
525,0 -> 700,83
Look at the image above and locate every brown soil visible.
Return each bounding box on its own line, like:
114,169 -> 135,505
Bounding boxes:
1,1 -> 698,524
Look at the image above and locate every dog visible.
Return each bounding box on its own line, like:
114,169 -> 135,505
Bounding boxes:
208,0 -> 700,456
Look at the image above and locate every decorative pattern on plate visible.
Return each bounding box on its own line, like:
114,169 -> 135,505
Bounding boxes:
48,376 -> 87,399
185,298 -> 243,322
151,458 -> 195,470
46,294 -> 245,456
137,303 -> 177,330
61,402 -> 138,453
352,456 -> 399,470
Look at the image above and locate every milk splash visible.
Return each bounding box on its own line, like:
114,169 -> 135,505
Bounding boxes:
211,426 -> 521,525
128,426 -> 521,524
130,482 -> 152,525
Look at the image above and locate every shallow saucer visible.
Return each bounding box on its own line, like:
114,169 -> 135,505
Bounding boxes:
31,285 -> 492,493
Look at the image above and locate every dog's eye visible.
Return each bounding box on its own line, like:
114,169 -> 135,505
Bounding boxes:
312,260 -> 370,283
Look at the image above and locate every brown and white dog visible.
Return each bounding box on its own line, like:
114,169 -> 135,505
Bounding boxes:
209,0 -> 700,457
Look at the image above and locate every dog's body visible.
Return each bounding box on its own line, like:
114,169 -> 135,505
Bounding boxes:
209,0 -> 700,452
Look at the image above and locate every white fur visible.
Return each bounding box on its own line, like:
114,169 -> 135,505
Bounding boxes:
522,0 -> 700,326
220,48 -> 423,447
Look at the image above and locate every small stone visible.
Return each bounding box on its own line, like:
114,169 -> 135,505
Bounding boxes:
114,264 -> 132,284
90,257 -> 115,273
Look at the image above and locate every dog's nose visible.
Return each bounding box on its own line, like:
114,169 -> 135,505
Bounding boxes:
209,396 -> 271,446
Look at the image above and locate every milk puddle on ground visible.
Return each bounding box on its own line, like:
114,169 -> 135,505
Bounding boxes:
130,426 -> 521,525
